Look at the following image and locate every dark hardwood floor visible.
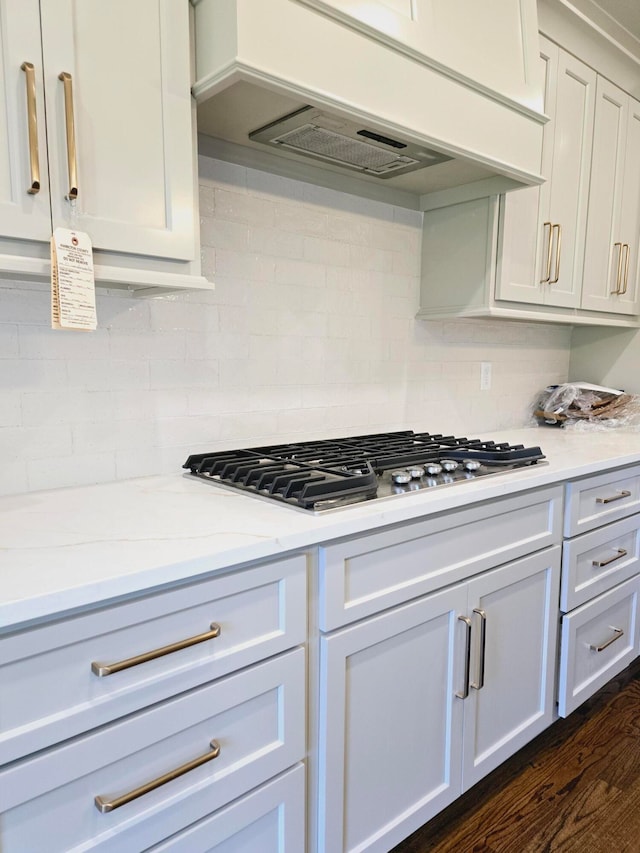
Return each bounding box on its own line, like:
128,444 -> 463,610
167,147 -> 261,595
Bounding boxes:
391,659 -> 640,853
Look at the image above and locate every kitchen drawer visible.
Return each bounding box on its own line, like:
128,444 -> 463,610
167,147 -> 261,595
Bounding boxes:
148,763 -> 305,852
564,465 -> 640,537
0,648 -> 305,853
319,486 -> 562,630
0,555 -> 306,765
561,515 -> 640,611
557,577 -> 640,717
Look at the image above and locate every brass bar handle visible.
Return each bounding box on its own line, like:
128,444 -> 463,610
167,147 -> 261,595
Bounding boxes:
540,221 -> 553,283
95,739 -> 221,813
612,242 -> 624,294
58,71 -> 78,200
456,615 -> 472,699
549,223 -> 562,284
21,62 -> 40,194
91,623 -> 221,676
622,243 -> 630,295
589,627 -> 624,653
596,490 -> 631,505
471,608 -> 487,690
592,548 -> 628,568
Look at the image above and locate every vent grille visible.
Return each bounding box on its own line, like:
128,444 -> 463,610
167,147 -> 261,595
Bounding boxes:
273,123 -> 419,173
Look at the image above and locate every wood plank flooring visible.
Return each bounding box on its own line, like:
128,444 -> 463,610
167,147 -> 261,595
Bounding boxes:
391,660 -> 640,853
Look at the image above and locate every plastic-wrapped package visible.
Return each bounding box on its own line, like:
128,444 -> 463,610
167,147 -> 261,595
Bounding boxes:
532,382 -> 640,430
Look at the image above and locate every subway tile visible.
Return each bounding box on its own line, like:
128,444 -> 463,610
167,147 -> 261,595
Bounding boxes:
248,226 -> 305,259
0,324 -> 19,358
214,188 -> 275,226
19,326 -> 110,360
27,451 -> 116,492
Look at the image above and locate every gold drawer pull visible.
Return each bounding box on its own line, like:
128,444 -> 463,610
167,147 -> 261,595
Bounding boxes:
592,548 -> 628,568
596,490 -> 631,505
95,739 -> 221,813
589,627 -> 624,653
612,242 -> 624,294
21,62 -> 40,194
540,222 -> 553,283
58,71 -> 78,200
91,622 -> 221,676
549,223 -> 562,284
621,243 -> 630,295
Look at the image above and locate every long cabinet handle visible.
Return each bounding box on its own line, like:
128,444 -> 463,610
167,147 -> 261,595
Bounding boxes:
612,242 -> 624,294
549,224 -> 562,284
58,71 -> 78,200
621,243 -> 630,295
592,547 -> 628,568
471,608 -> 487,690
595,490 -> 631,505
94,739 -> 221,813
540,221 -> 553,283
456,615 -> 472,699
91,622 -> 221,676
21,62 -> 40,194
589,627 -> 624,653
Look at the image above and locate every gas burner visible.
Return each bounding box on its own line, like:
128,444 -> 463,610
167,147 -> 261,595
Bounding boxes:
183,430 -> 545,512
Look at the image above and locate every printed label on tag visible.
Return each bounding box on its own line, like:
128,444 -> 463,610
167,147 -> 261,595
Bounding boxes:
51,228 -> 97,331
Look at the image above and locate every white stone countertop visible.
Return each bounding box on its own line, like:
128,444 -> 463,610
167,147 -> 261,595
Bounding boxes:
2,427 -> 640,631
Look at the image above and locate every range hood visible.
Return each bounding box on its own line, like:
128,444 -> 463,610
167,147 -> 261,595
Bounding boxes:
192,0 -> 547,208
248,106 -> 452,179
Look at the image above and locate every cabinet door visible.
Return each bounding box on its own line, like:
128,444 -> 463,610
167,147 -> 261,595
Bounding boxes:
317,585 -> 466,853
40,0 -> 195,260
616,97 -> 640,314
496,37 -> 557,305
580,78 -> 628,313
461,547 -> 561,790
543,52 -> 596,309
0,0 -> 51,241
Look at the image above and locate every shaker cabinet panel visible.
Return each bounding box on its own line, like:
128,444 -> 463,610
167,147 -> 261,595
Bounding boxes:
0,0 -> 51,242
581,79 -> 640,315
317,585 -> 466,853
39,0 -> 196,261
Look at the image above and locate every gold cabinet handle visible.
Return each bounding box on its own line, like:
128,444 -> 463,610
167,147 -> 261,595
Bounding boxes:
592,547 -> 628,568
91,623 -> 221,676
612,242 -> 624,294
595,490 -> 631,505
58,71 -> 78,200
95,739 -> 221,813
20,62 -> 40,194
589,627 -> 624,653
549,224 -> 562,284
456,615 -> 472,699
540,221 -> 553,283
471,608 -> 487,690
621,243 -> 630,295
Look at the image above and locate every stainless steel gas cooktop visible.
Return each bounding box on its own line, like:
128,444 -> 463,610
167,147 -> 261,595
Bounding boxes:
183,430 -> 545,512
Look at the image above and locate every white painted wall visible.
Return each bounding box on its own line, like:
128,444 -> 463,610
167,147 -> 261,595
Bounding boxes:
0,157 -> 571,496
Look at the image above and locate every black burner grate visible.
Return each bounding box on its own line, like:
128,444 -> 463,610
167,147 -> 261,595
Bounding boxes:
183,430 -> 544,510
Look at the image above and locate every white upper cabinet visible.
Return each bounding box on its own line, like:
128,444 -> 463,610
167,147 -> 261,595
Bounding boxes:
39,0 -> 196,262
0,0 -> 206,291
297,0 -> 542,112
0,0 -> 51,242
497,38 -> 596,310
581,79 -> 640,315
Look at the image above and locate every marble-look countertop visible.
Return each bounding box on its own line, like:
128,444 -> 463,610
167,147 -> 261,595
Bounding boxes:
2,427 -> 640,631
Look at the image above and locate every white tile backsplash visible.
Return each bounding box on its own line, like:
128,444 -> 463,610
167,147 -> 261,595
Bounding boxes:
0,156 -> 572,495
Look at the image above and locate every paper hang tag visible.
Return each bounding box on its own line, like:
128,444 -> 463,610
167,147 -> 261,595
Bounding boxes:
51,228 -> 97,331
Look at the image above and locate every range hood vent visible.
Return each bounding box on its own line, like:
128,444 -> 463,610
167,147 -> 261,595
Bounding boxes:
249,106 -> 451,179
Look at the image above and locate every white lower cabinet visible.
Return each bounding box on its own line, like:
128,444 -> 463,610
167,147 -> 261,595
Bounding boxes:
557,467 -> 640,718
317,547 -> 561,853
0,556 -> 308,852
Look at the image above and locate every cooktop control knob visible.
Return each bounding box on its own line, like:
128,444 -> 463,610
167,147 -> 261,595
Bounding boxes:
441,459 -> 459,472
424,463 -> 442,476
407,466 -> 425,479
463,460 -> 481,471
391,470 -> 411,484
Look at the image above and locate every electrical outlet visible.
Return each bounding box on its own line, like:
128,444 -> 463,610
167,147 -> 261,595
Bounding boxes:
480,361 -> 492,391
